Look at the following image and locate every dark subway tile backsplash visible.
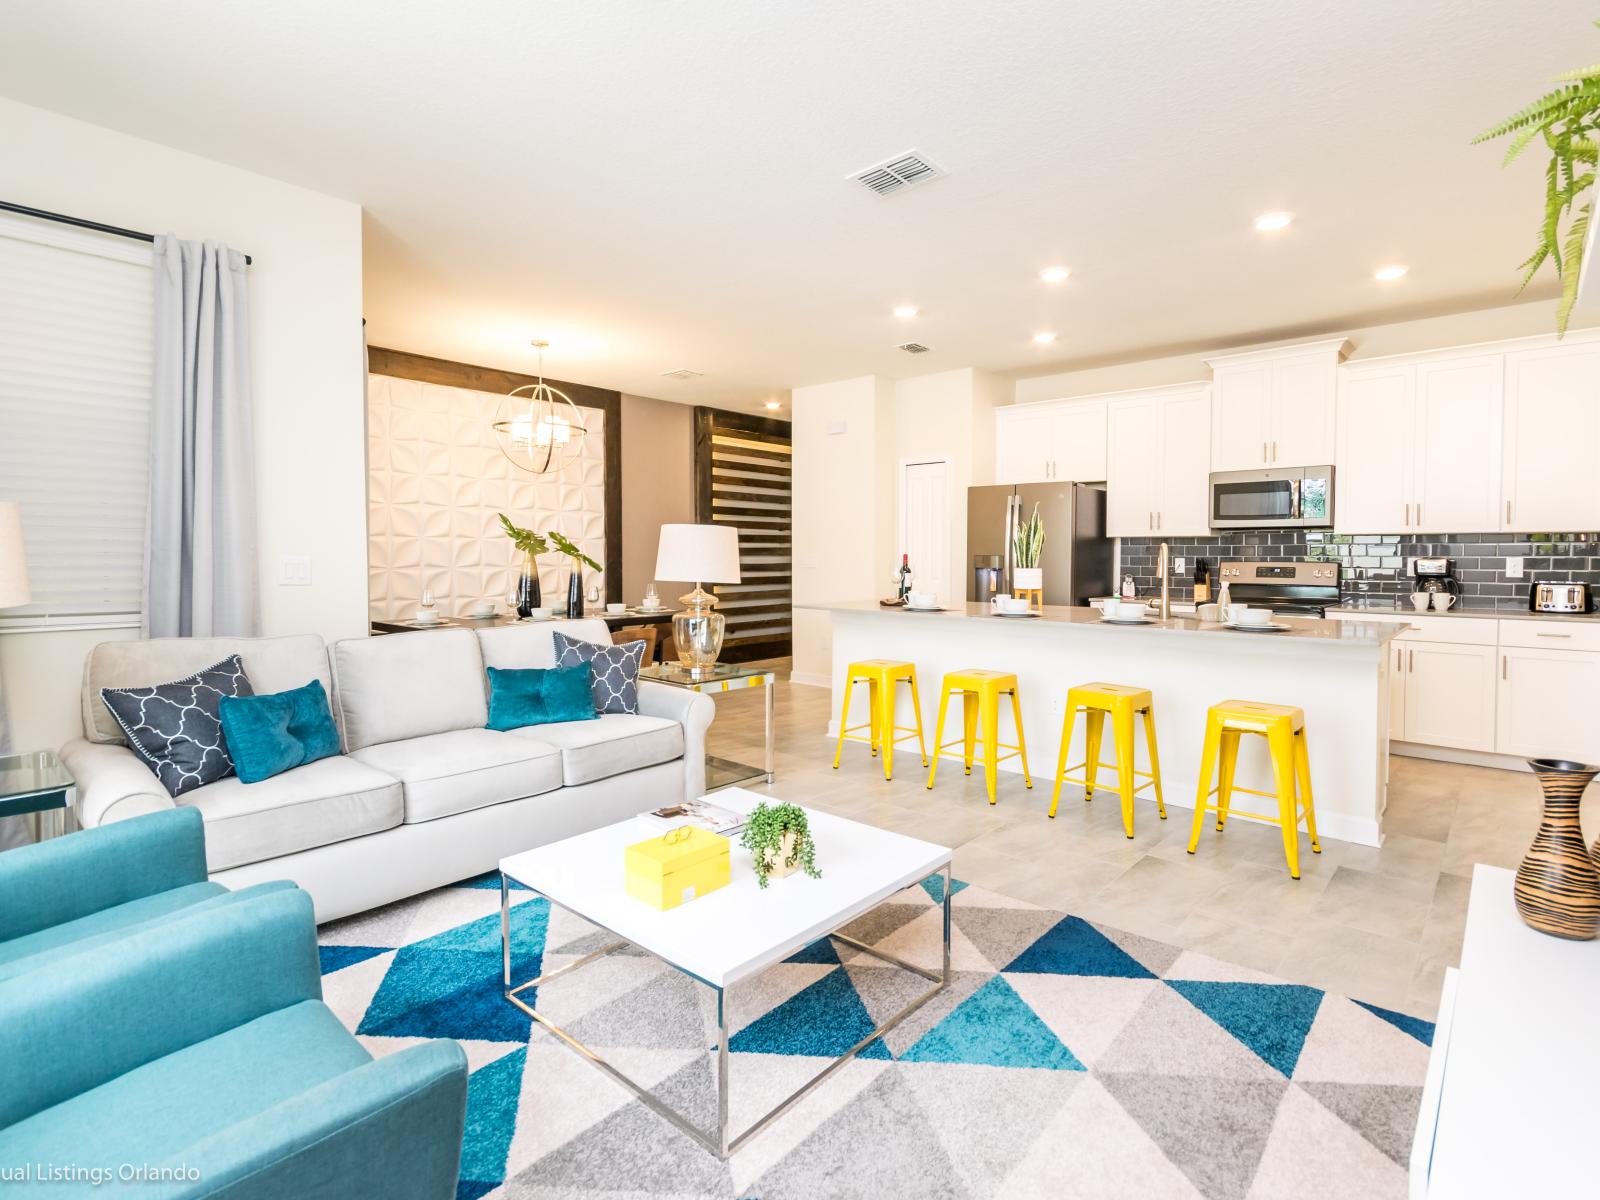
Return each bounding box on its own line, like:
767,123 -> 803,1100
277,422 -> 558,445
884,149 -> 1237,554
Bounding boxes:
1118,531 -> 1600,609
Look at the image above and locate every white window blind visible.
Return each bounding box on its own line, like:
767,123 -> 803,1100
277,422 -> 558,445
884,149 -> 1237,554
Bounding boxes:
0,214 -> 152,627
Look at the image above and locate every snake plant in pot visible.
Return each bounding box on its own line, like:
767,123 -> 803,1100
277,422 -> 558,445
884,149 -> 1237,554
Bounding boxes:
1474,23 -> 1600,334
740,801 -> 821,888
1011,502 -> 1045,593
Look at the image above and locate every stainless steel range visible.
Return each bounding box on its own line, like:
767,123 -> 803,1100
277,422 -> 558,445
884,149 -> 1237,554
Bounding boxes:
1217,561 -> 1341,618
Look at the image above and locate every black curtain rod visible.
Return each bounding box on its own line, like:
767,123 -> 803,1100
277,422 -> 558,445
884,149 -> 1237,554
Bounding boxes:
0,200 -> 253,264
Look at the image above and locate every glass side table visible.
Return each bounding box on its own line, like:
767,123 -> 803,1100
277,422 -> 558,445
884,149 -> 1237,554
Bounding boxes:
0,749 -> 76,841
639,662 -> 776,790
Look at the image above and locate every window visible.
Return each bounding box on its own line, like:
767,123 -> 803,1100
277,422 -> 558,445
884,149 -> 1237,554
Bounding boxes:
0,213 -> 152,629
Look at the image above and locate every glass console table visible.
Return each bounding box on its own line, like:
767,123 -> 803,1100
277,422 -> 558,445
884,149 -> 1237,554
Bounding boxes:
638,662 -> 776,790
0,749 -> 76,841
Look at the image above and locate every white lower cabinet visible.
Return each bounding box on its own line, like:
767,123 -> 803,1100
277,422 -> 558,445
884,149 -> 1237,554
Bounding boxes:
1401,642 -> 1498,752
1496,646 -> 1600,762
1385,642 -> 1407,741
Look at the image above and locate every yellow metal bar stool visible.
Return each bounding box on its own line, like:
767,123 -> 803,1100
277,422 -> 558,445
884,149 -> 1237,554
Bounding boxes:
926,669 -> 1032,805
831,659 -> 927,781
1049,683 -> 1167,838
1189,699 -> 1322,878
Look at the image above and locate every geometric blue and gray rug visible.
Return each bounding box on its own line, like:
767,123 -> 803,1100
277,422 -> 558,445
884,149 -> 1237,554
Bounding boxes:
319,872 -> 1433,1199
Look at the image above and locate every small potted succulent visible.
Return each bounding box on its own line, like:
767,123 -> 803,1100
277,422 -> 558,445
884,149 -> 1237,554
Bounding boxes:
741,801 -> 822,888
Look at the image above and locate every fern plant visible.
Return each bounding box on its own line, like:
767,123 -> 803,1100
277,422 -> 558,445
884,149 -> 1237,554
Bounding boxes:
1474,24 -> 1600,334
1012,503 -> 1045,569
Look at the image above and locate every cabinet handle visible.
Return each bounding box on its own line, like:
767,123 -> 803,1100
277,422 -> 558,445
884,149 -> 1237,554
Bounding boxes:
1502,654 -> 1508,680
1271,441 -> 1277,463
1156,511 -> 1162,530
1148,511 -> 1153,530
1408,649 -> 1414,672
1404,502 -> 1410,527
1506,500 -> 1512,524
1416,503 -> 1422,526
1535,632 -> 1572,639
1262,441 -> 1268,463
1395,647 -> 1402,671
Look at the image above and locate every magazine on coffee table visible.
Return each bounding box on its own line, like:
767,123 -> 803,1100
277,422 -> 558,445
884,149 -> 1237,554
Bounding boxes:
640,797 -> 746,836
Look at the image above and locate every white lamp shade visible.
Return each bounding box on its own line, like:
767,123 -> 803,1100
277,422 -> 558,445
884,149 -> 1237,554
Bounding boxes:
654,523 -> 741,585
0,501 -> 31,609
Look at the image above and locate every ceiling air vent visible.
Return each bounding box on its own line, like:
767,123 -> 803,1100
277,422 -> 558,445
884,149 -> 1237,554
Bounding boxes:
658,368 -> 704,381
897,342 -> 933,355
850,151 -> 946,197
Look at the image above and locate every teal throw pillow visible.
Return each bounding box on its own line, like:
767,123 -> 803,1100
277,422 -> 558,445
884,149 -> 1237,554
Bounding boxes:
486,663 -> 598,731
218,680 -> 342,784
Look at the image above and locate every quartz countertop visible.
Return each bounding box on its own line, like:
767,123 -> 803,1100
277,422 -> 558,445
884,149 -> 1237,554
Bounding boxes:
801,601 -> 1402,647
1326,602 -> 1600,624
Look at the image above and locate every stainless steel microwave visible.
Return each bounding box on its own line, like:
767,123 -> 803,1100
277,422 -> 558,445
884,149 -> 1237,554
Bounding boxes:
1209,466 -> 1334,529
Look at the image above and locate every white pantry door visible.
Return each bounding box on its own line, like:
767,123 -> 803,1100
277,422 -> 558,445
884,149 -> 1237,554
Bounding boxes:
902,460 -> 951,606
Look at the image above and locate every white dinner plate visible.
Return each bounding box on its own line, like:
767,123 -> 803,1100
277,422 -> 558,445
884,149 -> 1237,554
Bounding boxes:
1223,620 -> 1291,633
992,611 -> 1040,619
1099,616 -> 1155,625
904,606 -> 948,613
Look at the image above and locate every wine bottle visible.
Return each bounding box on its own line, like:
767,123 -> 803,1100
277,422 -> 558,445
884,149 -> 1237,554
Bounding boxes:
897,553 -> 912,600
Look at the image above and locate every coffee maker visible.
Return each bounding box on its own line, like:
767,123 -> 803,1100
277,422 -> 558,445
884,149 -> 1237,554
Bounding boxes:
1411,556 -> 1462,602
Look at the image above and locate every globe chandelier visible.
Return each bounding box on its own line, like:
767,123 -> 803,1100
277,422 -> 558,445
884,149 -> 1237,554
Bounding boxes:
492,340 -> 588,474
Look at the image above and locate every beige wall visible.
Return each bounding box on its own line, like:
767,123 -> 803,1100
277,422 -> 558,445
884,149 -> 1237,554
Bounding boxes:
1010,300 -> 1578,404
0,97 -> 366,752
791,376 -> 896,684
620,393 -> 696,602
893,368 -> 1003,605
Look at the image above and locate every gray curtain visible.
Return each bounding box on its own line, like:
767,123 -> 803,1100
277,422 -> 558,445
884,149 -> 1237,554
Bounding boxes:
146,237 -> 259,638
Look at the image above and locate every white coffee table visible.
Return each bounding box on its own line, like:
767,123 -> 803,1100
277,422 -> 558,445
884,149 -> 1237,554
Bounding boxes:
498,787 -> 953,1157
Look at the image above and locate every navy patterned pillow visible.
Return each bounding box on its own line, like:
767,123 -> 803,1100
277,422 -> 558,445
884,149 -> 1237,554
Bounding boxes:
551,631 -> 645,715
101,655 -> 254,797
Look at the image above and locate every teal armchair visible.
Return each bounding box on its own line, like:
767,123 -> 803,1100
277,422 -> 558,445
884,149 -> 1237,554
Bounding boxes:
0,887 -> 468,1198
0,807 -> 292,982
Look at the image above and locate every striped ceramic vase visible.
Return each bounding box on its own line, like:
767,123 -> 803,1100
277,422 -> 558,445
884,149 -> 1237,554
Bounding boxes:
1514,759 -> 1600,941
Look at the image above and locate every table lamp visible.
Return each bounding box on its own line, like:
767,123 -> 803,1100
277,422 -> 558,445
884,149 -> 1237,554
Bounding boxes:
654,523 -> 741,676
0,503 -> 29,611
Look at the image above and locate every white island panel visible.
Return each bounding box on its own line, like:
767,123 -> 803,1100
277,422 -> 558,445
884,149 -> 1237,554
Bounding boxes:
801,602 -> 1400,847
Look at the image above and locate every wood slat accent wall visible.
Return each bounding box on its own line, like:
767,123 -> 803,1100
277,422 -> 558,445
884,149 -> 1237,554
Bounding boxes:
694,407 -> 792,661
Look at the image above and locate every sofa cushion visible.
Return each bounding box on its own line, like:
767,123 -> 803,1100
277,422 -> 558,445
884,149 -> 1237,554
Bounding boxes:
485,664 -> 596,731
475,618 -> 616,670
182,757 -> 405,872
551,631 -> 646,714
350,729 -> 564,823
0,999 -> 370,1169
101,655 -> 254,797
82,635 -> 330,746
331,629 -> 488,752
506,714 -> 683,785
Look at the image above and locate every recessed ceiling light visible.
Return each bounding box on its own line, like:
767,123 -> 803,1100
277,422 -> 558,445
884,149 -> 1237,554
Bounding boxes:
764,401 -> 781,411
1254,212 -> 1293,232
893,304 -> 919,319
1033,332 -> 1057,345
1039,266 -> 1070,283
1374,264 -> 1409,282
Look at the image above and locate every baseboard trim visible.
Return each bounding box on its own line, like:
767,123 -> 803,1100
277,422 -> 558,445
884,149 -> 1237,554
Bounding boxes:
789,672 -> 831,689
1392,742 -> 1531,773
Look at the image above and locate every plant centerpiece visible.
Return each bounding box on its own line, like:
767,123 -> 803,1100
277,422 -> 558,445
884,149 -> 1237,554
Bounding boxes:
740,801 -> 822,888
548,530 -> 602,616
498,513 -> 548,618
1011,502 -> 1045,593
1474,25 -> 1600,333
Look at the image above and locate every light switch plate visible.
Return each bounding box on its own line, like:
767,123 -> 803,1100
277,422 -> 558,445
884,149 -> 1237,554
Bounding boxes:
825,420 -> 847,435
278,555 -> 312,586
1505,556 -> 1524,579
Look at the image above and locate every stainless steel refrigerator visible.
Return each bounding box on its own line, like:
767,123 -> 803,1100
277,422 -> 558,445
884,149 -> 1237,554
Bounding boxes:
966,483 -> 1112,606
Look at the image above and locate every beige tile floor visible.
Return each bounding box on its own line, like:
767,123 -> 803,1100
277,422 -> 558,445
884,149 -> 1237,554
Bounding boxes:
703,659 -> 1589,1020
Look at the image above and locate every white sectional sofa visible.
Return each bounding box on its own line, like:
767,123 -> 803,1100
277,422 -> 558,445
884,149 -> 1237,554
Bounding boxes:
58,620 -> 714,922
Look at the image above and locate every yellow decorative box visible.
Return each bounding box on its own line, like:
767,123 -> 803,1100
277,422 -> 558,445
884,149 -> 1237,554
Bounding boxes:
624,826 -> 731,910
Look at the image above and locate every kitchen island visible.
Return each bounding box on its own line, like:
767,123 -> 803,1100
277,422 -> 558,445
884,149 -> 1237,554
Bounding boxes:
800,601 -> 1404,846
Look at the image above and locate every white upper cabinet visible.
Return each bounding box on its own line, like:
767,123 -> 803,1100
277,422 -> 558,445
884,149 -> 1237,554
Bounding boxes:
994,398 -> 1107,484
1413,355 -> 1503,533
1502,343 -> 1600,532
1338,350 -> 1503,534
1207,339 -> 1349,471
1336,363 -> 1413,533
1106,383 -> 1211,536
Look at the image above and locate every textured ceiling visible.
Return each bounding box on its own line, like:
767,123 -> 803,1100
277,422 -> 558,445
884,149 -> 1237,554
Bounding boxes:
0,0 -> 1586,410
